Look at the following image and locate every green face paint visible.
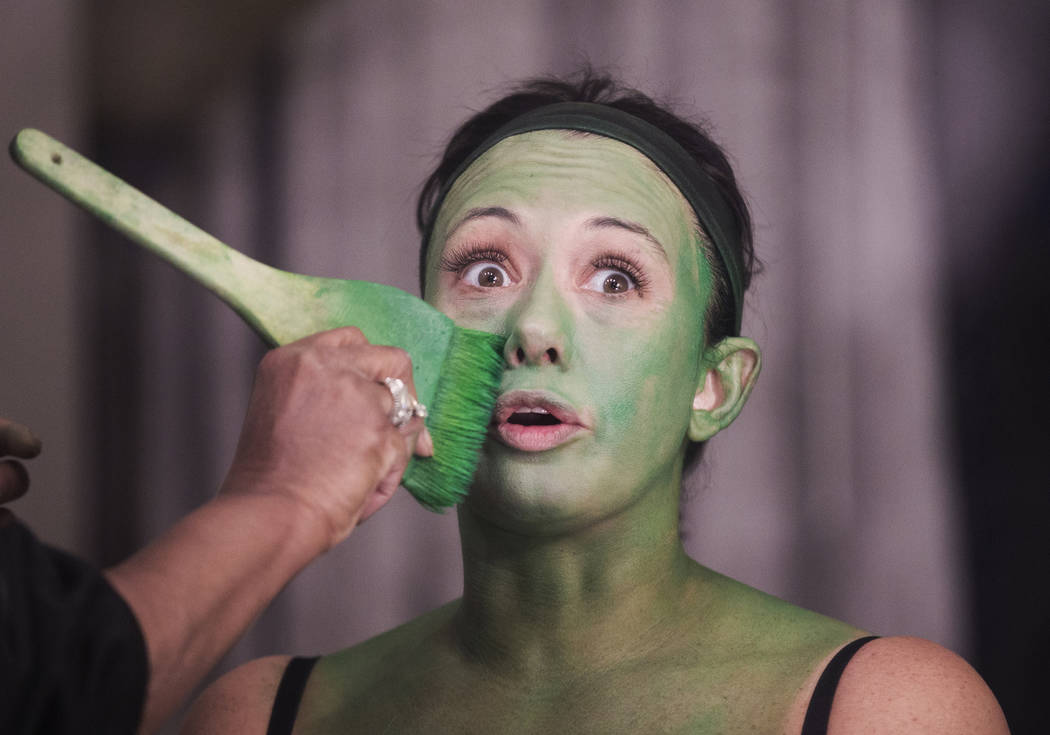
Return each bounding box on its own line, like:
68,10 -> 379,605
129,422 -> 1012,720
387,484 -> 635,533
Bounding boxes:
425,131 -> 714,530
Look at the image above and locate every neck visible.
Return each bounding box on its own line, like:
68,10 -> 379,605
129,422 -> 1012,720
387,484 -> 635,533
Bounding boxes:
453,474 -> 704,680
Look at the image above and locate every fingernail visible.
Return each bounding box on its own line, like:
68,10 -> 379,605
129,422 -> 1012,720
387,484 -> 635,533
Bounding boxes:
20,428 -> 43,458
25,431 -> 43,457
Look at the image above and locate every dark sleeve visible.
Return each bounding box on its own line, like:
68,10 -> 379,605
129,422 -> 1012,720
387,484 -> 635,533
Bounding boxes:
0,518 -> 148,735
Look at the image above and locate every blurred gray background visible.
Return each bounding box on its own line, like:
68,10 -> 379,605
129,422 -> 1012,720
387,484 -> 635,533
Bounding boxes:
2,1 -> 1047,732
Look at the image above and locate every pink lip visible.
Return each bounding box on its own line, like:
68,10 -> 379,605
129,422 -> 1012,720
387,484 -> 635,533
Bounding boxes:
490,390 -> 590,452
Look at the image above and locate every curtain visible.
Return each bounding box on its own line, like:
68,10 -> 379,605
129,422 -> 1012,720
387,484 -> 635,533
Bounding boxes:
88,0 -> 968,693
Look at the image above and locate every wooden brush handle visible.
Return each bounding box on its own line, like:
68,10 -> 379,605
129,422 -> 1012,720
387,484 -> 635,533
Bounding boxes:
11,129 -> 507,510
9,128 -> 314,345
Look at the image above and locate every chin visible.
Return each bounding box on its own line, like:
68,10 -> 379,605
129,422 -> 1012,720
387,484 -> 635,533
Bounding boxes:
462,446 -> 639,535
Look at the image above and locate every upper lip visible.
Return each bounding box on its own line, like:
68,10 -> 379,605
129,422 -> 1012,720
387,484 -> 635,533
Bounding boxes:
492,390 -> 590,428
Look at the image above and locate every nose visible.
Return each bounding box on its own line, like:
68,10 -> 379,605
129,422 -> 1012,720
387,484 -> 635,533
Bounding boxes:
503,275 -> 573,369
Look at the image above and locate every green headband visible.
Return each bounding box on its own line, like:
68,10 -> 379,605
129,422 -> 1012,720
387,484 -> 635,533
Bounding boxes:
422,101 -> 744,335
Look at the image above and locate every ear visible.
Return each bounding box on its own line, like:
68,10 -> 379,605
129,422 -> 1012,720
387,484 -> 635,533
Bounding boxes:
688,337 -> 761,442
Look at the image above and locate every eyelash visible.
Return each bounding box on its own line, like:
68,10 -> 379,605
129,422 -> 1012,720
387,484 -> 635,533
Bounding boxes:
438,242 -> 509,274
592,252 -> 651,294
438,243 -> 651,295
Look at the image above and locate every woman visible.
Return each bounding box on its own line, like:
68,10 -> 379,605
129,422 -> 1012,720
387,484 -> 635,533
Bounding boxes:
185,74 -> 1008,734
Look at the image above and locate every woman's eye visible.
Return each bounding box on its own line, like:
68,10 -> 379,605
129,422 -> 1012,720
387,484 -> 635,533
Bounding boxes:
462,261 -> 510,288
584,268 -> 636,294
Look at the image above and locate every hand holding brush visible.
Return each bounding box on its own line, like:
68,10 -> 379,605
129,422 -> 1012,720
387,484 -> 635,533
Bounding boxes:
10,129 -> 505,510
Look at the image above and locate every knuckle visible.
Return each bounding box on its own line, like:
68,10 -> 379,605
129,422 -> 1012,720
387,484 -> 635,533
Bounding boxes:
366,434 -> 397,471
385,347 -> 413,377
257,347 -> 285,376
386,428 -> 405,450
335,326 -> 366,343
300,325 -> 367,351
260,343 -> 327,384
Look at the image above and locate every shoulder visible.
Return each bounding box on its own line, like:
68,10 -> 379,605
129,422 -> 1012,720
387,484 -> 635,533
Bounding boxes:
324,600 -> 458,678
827,636 -> 1009,734
180,654 -> 292,734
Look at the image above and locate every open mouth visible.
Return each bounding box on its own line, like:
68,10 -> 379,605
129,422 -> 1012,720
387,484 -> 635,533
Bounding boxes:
491,391 -> 588,452
506,408 -> 563,427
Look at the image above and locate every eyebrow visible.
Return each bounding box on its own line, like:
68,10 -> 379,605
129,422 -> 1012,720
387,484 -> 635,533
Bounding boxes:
445,209 -> 669,262
446,206 -> 520,239
585,216 -> 669,262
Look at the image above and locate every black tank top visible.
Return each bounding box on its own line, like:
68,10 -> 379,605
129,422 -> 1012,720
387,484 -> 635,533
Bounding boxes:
799,636 -> 879,734
266,636 -> 879,735
266,656 -> 318,735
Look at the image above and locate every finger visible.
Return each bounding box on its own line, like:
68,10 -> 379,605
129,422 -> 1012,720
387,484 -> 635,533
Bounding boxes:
357,434 -> 411,524
329,346 -> 425,433
292,325 -> 370,350
340,345 -> 428,430
392,417 -> 432,460
0,460 -> 31,504
356,480 -> 400,525
0,419 -> 42,459
414,427 -> 435,457
342,344 -> 416,388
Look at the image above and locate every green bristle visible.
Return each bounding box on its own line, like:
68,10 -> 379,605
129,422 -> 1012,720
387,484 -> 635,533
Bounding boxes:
402,327 -> 506,511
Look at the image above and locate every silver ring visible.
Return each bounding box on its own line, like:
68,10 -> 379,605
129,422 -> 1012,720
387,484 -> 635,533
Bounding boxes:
383,377 -> 427,428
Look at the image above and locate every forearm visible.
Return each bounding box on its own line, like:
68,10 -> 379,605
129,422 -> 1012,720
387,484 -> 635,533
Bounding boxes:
104,490 -> 328,734
100,329 -> 419,733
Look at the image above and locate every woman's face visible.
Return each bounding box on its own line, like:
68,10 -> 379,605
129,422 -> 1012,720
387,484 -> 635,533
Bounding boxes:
425,131 -> 713,532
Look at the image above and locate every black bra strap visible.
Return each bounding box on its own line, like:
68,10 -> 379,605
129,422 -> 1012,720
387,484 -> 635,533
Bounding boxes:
800,636 -> 879,735
266,655 -> 320,735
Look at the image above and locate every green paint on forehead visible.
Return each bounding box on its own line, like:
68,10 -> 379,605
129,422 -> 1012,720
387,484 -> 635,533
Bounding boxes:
427,131 -> 709,309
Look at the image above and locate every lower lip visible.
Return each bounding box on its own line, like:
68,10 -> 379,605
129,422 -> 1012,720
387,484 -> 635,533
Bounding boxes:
493,421 -> 585,452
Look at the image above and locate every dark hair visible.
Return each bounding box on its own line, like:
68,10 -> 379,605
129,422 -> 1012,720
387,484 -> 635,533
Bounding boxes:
416,70 -> 759,469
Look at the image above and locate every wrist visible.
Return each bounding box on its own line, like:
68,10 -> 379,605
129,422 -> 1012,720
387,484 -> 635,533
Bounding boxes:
214,475 -> 341,557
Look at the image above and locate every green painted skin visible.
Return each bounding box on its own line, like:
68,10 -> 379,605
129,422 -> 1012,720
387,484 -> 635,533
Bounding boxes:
427,133 -> 709,537
307,133 -> 865,732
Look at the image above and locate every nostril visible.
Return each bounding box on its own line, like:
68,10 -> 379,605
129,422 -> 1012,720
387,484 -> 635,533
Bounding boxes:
546,348 -> 558,364
516,346 -> 526,364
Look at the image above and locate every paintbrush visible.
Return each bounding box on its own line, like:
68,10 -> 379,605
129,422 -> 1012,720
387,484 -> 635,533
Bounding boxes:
10,128 -> 504,511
